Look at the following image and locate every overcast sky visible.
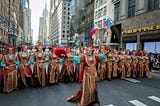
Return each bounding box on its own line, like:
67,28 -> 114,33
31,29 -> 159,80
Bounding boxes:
30,0 -> 50,42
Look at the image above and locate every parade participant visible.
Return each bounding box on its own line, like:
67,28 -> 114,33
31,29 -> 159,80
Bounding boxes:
33,45 -> 47,87
125,50 -> 132,78
106,49 -> 113,81
61,46 -> 75,82
31,46 -> 36,73
138,51 -> 144,78
0,53 -> 3,88
48,45 -> 60,84
112,49 -> 118,78
143,52 -> 152,78
113,55 -> 119,78
73,47 -> 80,82
118,51 -> 126,79
67,44 -> 99,106
75,46 -> 85,82
18,45 -> 33,88
1,45 -> 20,93
131,50 -> 138,78
97,45 -> 107,81
45,46 -> 50,62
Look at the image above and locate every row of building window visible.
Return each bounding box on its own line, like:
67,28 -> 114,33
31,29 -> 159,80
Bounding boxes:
95,0 -> 107,8
64,7 -> 70,11
95,6 -> 107,19
95,18 -> 106,28
63,11 -> 70,15
64,3 -> 70,6
114,0 -> 159,21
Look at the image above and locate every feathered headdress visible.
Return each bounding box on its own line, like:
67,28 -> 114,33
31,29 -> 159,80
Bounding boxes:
54,47 -> 68,58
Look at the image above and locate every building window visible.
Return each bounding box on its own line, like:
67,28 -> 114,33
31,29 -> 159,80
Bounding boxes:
103,0 -> 107,3
128,0 -> 136,17
67,21 -> 69,24
100,8 -> 103,16
63,35 -> 65,38
98,20 -> 102,28
68,8 -> 70,10
100,20 -> 102,28
148,0 -> 159,11
104,6 -> 107,15
63,30 -> 65,33
96,0 -> 98,8
98,10 -> 101,18
114,2 -> 120,21
68,3 -> 70,6
64,7 -> 66,10
68,12 -> 70,15
67,31 -> 69,33
100,0 -> 103,5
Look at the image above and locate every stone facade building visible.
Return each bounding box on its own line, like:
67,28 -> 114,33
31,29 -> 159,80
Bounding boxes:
112,0 -> 160,52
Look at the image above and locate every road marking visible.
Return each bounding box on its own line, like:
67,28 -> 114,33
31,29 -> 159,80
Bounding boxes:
103,104 -> 114,106
125,78 -> 141,83
129,100 -> 148,106
148,96 -> 160,103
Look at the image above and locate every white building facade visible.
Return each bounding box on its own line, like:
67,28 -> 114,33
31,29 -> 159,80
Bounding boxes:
94,0 -> 114,28
94,0 -> 114,44
50,0 -> 71,46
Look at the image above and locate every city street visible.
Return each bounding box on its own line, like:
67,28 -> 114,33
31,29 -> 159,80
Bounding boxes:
0,76 -> 160,106
0,0 -> 160,106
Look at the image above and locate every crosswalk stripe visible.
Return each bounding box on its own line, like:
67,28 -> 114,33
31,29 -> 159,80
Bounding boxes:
103,104 -> 114,106
129,100 -> 148,106
125,78 -> 141,83
148,96 -> 160,103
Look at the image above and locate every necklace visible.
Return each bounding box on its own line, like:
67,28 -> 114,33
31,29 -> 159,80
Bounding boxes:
85,55 -> 96,67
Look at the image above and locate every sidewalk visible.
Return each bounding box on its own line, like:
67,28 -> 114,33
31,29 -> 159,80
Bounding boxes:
151,69 -> 160,79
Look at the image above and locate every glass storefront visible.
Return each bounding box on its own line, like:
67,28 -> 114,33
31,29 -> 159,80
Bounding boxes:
126,43 -> 137,51
144,42 -> 160,53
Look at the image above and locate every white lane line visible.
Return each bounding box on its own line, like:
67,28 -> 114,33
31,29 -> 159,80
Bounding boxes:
125,78 -> 141,83
103,104 -> 114,106
129,100 -> 148,106
148,96 -> 160,103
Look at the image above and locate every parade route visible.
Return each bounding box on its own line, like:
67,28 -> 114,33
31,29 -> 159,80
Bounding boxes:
0,77 -> 160,106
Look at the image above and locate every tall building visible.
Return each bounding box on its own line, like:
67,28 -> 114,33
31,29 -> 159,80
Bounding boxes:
23,0 -> 32,46
112,0 -> 160,52
78,0 -> 94,46
0,0 -> 9,48
50,0 -> 71,46
0,0 -> 24,47
38,3 -> 49,46
94,0 -> 114,44
69,0 -> 85,46
10,0 -> 24,47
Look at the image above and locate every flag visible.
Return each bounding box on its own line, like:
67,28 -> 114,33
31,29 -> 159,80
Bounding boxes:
104,19 -> 112,32
91,25 -> 99,36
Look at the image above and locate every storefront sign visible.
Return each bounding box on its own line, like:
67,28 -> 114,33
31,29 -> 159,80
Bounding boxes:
122,25 -> 160,35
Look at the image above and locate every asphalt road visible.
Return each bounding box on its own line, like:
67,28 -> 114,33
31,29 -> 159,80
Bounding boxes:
0,77 -> 160,106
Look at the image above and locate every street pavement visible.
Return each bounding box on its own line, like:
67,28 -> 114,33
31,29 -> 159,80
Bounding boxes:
0,74 -> 160,106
